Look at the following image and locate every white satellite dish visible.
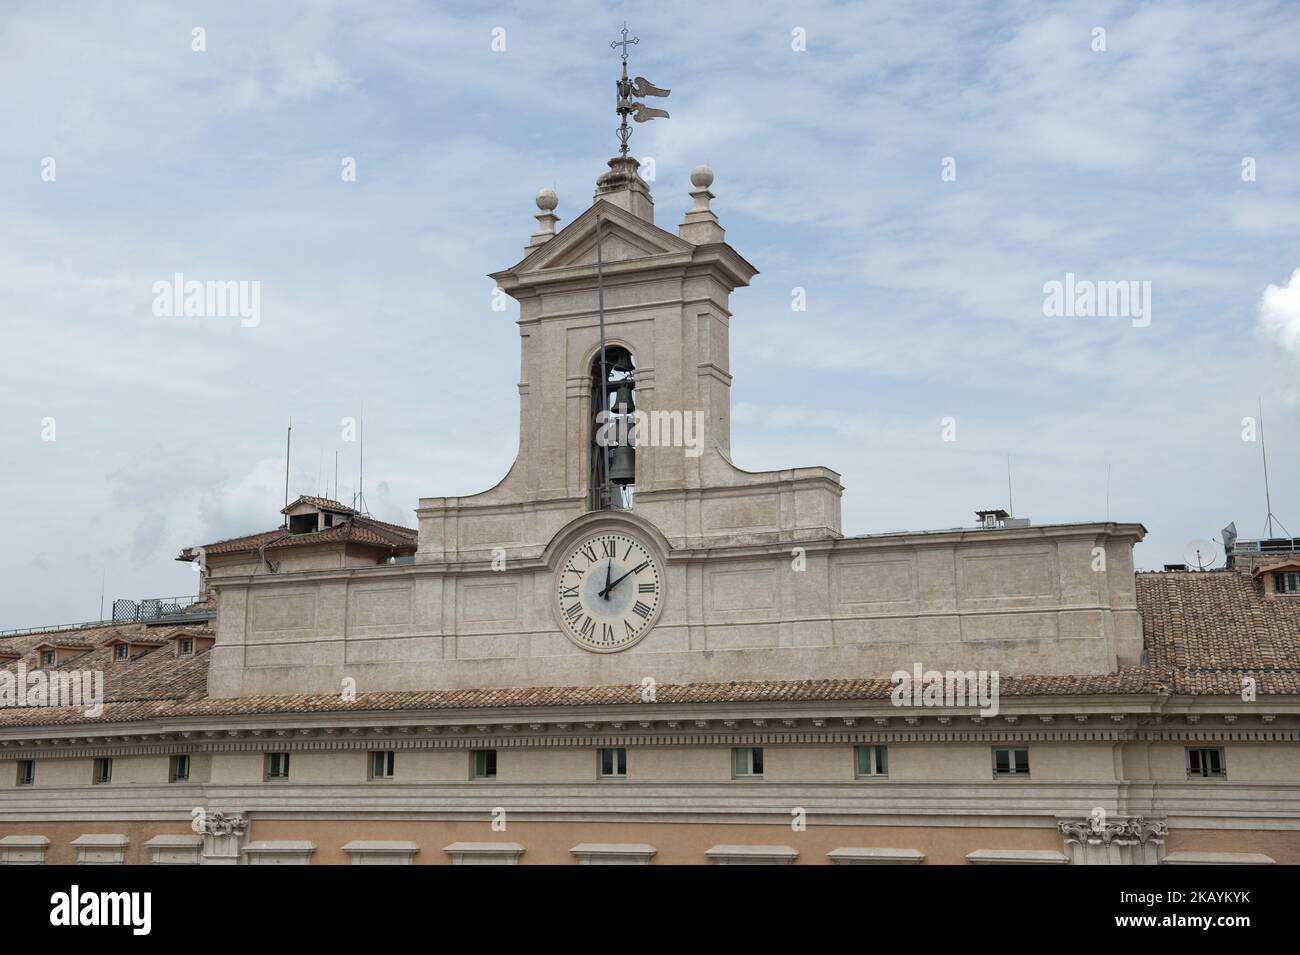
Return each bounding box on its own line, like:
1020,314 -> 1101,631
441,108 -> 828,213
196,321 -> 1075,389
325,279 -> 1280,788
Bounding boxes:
1183,539 -> 1217,571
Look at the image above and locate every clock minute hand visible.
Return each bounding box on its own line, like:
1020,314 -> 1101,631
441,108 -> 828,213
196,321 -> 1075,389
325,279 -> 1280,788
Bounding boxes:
601,561 -> 647,598
604,560 -> 612,601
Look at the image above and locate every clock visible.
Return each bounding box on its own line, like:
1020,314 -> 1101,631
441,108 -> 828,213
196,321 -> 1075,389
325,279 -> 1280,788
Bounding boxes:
555,531 -> 662,652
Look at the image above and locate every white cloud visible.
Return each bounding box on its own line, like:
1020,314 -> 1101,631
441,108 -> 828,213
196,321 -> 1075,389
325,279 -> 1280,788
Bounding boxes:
1258,268 -> 1300,357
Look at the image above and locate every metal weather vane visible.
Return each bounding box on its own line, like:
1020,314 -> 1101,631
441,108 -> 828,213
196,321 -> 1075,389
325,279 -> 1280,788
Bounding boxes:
610,22 -> 670,156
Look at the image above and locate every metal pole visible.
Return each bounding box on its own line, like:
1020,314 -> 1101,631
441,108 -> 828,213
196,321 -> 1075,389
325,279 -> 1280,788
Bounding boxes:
284,418 -> 292,517
595,213 -> 611,509
1258,398 -> 1274,537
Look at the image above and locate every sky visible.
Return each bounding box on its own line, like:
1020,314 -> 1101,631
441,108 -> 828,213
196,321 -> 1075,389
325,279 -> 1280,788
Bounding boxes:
1,0 -> 1298,629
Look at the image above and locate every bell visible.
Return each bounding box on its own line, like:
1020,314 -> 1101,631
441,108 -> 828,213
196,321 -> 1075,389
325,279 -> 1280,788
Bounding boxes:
612,381 -> 635,414
608,445 -> 636,485
609,352 -> 634,375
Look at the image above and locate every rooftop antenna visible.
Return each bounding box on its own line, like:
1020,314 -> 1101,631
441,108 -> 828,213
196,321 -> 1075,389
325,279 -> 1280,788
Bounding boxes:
334,451 -> 340,505
283,417 -> 293,521
98,567 -> 106,622
1259,397 -> 1278,538
1106,463 -> 1112,522
354,408 -> 368,516
1006,455 -> 1014,516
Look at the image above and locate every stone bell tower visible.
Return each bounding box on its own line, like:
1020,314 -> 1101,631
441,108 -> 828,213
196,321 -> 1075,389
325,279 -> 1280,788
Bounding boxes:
415,44 -> 842,565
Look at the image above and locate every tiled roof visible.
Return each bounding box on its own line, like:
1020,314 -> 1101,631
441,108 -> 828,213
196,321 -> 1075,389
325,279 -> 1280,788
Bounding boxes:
178,515 -> 416,560
106,634 -> 169,646
0,621 -> 210,706
0,569 -> 1296,731
281,495 -> 357,515
1137,569 -> 1300,694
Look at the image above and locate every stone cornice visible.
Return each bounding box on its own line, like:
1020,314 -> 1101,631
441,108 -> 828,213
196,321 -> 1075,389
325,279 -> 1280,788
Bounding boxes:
4,709 -> 1294,758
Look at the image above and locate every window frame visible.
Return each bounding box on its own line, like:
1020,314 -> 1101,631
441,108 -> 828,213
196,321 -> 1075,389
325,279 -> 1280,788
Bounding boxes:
93,757 -> 113,785
114,643 -> 129,661
855,744 -> 889,778
169,754 -> 190,783
178,638 -> 194,655
732,746 -> 764,778
1186,746 -> 1226,779
598,747 -> 628,778
471,749 -> 497,780
369,750 -> 395,780
16,759 -> 35,786
263,752 -> 291,781
992,747 -> 1030,778
41,650 -> 56,667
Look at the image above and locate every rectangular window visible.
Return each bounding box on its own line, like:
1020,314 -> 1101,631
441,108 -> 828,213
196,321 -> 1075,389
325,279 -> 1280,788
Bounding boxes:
471,749 -> 497,780
93,758 -> 112,785
179,638 -> 194,655
599,747 -> 627,777
169,754 -> 190,783
370,750 -> 395,780
41,650 -> 55,667
1187,747 -> 1225,778
733,746 -> 764,778
855,745 -> 888,777
264,752 -> 290,780
993,748 -> 1030,777
16,760 -> 34,786
114,644 -> 129,660
1275,571 -> 1300,595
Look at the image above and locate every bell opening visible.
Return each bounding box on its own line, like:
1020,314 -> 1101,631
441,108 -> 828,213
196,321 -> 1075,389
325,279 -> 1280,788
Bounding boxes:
590,346 -> 636,511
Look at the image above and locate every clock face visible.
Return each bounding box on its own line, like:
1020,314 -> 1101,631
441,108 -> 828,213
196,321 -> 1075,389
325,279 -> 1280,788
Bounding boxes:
555,532 -> 662,652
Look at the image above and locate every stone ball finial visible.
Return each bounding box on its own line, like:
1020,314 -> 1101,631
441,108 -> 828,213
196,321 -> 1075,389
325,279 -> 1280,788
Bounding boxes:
536,187 -> 558,211
690,164 -> 714,189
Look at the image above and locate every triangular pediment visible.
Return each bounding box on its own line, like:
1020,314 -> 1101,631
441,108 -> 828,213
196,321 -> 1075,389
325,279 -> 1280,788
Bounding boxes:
497,201 -> 694,279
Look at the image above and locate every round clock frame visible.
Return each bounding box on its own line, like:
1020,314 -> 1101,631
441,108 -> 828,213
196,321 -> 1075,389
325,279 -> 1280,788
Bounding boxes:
553,530 -> 663,652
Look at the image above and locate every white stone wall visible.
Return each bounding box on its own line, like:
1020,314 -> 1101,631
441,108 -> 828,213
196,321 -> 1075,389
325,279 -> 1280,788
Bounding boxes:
206,520 -> 1142,698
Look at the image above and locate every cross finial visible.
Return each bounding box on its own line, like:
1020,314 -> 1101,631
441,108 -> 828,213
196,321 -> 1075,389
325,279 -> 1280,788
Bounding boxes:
611,22 -> 638,63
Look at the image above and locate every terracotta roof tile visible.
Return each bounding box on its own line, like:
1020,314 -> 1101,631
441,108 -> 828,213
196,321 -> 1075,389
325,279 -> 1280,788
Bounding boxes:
281,495 -> 357,515
179,515 -> 416,560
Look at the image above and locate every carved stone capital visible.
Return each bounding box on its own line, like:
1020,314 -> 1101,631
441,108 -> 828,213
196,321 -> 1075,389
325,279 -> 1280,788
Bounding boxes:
1058,816 -> 1167,848
199,810 -> 249,836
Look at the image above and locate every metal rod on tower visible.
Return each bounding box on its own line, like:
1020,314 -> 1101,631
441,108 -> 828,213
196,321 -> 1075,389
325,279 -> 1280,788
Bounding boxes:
1260,397 -> 1275,538
284,418 -> 293,518
355,408 -> 367,515
1007,455 -> 1013,516
595,213 -> 611,509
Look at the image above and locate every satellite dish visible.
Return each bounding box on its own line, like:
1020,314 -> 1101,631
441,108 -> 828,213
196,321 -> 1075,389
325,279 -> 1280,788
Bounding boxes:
1183,539 -> 1218,571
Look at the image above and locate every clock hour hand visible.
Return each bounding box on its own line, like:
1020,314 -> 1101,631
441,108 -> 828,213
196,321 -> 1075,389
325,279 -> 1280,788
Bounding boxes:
604,559 -> 612,600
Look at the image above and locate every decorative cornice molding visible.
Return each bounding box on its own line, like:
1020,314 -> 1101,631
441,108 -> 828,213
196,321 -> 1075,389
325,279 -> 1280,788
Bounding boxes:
11,725 -> 1298,760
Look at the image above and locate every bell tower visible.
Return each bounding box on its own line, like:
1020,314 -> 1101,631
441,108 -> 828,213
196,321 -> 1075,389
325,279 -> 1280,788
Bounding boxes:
415,29 -> 842,563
